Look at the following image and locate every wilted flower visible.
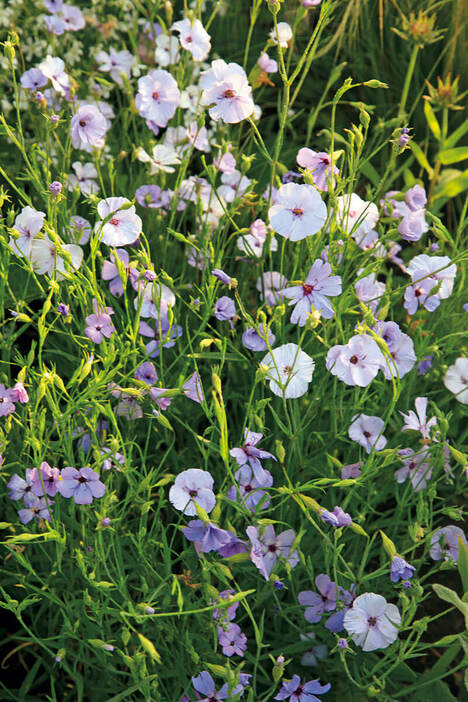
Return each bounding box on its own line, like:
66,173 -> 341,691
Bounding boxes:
395,448 -> 432,491
400,397 -> 437,438
242,325 -> 275,352
229,428 -> 276,482
320,506 -> 352,527
296,148 -> 338,191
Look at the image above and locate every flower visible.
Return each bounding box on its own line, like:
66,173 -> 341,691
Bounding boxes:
268,183 -> 327,241
257,272 -> 288,306
95,47 -> 134,86
400,397 -> 437,438
7,470 -> 34,504
71,105 -> 108,150
395,448 -> 432,491
58,466 -> 106,504
403,277 -> 440,315
398,209 -> 428,241
326,334 -> 384,387
69,215 -> 92,245
135,361 -> 158,385
354,273 -> 386,314
68,162 -> 99,195
38,55 -> 70,95
341,463 -> 362,479
299,632 -> 328,667
429,526 -> 467,563
344,593 -> 401,652
261,343 -> 315,399
182,520 -> 239,554
139,317 -> 183,357
230,428 -> 276,482
270,22 -> 293,47
299,575 -> 337,623
376,321 -> 417,380
444,358 -> 468,404
9,206 -> 45,258
20,68 -> 48,92
246,524 -> 298,580
214,296 -> 236,328
242,325 -> 275,352
135,144 -> 181,174
30,461 -> 61,497
102,249 -> 138,297
258,52 -> 278,73
0,385 -> 17,416
135,69 -> 180,128
169,468 -> 215,516
95,197 -> 142,247
390,556 -> 416,583
217,623 -> 247,657
227,465 -> 273,512
191,671 -> 229,701
30,238 -> 83,279
348,414 -> 387,453
85,304 -> 115,344
279,259 -> 341,324
212,590 -> 240,622
296,148 -> 338,191
333,193 -> 378,239
49,181 -> 62,196
18,496 -> 53,525
154,34 -> 180,67
407,254 -> 456,300
418,355 -> 433,375
320,506 -> 352,527
182,372 -> 205,404
172,18 -> 211,61
406,184 -> 427,210
274,675 -> 331,702
200,60 -> 254,123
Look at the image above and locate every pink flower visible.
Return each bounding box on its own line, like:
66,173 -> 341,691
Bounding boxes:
71,105 -> 108,150
326,334 -> 384,387
200,60 -> 254,124
95,197 -> 142,246
172,18 -> 211,61
348,414 -> 387,453
269,183 -> 327,241
135,69 -> 180,128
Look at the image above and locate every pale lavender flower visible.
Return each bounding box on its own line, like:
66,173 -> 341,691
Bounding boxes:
211,268 -> 232,285
69,215 -> 92,245
212,590 -> 239,622
139,318 -> 182,357
373,321 -> 416,380
400,397 -> 437,439
30,461 -> 61,497
296,148 -> 338,191
9,205 -> 46,259
268,183 -> 327,241
341,463 -> 362,479
95,47 -> 134,86
407,254 -> 456,300
320,506 -> 352,527
57,303 -> 69,316
299,632 -> 328,667
135,361 -> 158,385
172,18 -> 211,62
242,325 -> 275,352
258,52 -> 278,73
247,525 -> 298,580
149,387 -> 172,411
101,448 -> 125,471
191,671 -> 229,701
169,468 -> 215,516
405,184 -> 427,211
380,191 -> 409,219
257,272 -> 288,306
38,55 -> 70,96
275,675 -> 331,702
418,355 -> 433,375
71,105 -> 107,150
61,4 -> 85,31
217,623 -> 247,657
299,575 -> 337,624
354,273 -> 386,314
58,466 -> 106,504
68,162 -> 99,196
344,593 -> 401,651
84,306 -> 115,344
395,448 -> 432,491
227,465 -> 273,512
262,343 -> 315,398
398,209 -> 428,242
279,259 -> 341,324
200,60 -> 254,124
135,185 -> 169,209
390,556 -> 415,583
444,357 -> 468,404
18,496 -> 53,524
214,296 -> 236,328
229,429 -> 276,482
429,526 -> 467,563
182,372 -> 205,404
404,278 -> 440,315
326,334 -> 384,387
7,469 -> 34,504
20,68 -> 48,91
49,181 -> 62,196
0,385 -> 17,416
102,249 -> 138,297
348,414 -> 387,453
183,520 -> 238,553
303,0 -> 322,5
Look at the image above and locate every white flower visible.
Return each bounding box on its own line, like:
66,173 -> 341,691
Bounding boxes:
96,47 -> 134,86
30,237 -> 83,279
168,468 -> 215,516
172,18 -> 211,62
9,206 -> 45,258
444,357 -> 468,404
95,197 -> 142,246
135,144 -> 181,174
333,193 -> 378,239
200,59 -> 254,124
348,414 -> 387,453
68,161 -> 99,195
38,55 -> 70,95
154,34 -> 180,66
344,593 -> 401,652
268,183 -> 327,241
270,21 -> 292,47
261,343 -> 314,398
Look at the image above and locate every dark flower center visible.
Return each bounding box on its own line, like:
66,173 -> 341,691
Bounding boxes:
224,89 -> 235,98
363,430 -> 371,438
78,476 -> 88,484
109,217 -> 119,226
291,207 -> 303,217
244,484 -> 253,493
188,489 -> 198,497
296,686 -> 304,695
152,91 -> 159,100
186,35 -> 192,43
302,283 -> 314,295
268,544 -> 278,553
368,616 -> 377,627
349,355 -> 358,364
79,119 -> 86,127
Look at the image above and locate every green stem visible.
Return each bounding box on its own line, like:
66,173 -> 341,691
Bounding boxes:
398,44 -> 419,121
